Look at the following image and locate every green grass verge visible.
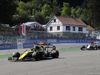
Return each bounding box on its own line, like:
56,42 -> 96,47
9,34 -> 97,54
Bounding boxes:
0,54 -> 12,58
57,47 -> 80,51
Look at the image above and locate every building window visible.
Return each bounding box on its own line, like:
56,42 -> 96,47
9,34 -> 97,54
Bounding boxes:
54,19 -> 56,22
57,26 -> 60,30
66,26 -> 70,31
50,27 -> 53,31
78,27 -> 83,31
73,27 -> 75,31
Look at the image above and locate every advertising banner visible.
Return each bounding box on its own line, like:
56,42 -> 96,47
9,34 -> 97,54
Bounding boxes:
0,39 -> 100,50
47,39 -> 57,43
0,44 -> 17,50
23,43 -> 34,48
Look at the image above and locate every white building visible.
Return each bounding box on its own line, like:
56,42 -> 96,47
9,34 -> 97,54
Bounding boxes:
46,16 -> 94,39
86,25 -> 95,38
21,22 -> 46,39
93,31 -> 100,39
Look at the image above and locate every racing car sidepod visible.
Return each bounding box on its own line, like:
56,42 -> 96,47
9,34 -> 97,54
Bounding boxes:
19,51 -> 33,60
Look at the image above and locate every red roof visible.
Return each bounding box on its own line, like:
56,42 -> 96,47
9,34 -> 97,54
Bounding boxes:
86,25 -> 95,31
56,16 -> 87,26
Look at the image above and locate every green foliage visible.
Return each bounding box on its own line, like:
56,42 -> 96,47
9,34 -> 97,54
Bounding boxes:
34,12 -> 48,24
53,0 -> 57,6
86,0 -> 100,30
52,7 -> 61,16
12,12 -> 30,24
17,1 -> 27,13
61,2 -> 71,17
80,8 -> 88,23
75,6 -> 82,18
32,9 -> 37,16
13,1 -> 31,24
0,0 -> 99,30
0,0 -> 18,24
71,7 -> 76,18
31,0 -> 43,11
41,4 -> 51,17
71,6 -> 88,26
57,0 -> 84,7
25,1 -> 35,15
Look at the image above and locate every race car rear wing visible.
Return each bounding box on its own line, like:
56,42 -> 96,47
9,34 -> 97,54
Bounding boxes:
34,44 -> 54,48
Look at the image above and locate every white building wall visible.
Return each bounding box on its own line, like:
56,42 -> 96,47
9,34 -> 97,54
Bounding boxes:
82,27 -> 87,33
85,30 -> 95,38
47,16 -> 87,34
47,17 -> 63,33
96,35 -> 100,39
93,31 -> 100,39
75,27 -> 79,32
63,25 -> 87,33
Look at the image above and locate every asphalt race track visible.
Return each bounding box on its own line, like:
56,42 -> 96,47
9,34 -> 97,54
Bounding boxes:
0,44 -> 100,75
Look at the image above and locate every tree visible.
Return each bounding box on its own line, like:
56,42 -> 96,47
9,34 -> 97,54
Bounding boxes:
57,0 -> 84,7
31,0 -> 43,11
12,12 -> 30,24
41,4 -> 51,17
0,0 -> 18,25
71,7 -> 76,18
32,9 -> 37,16
26,1 -> 35,16
86,0 -> 100,30
75,6 -> 82,18
51,0 -> 58,9
12,1 -> 30,24
34,12 -> 48,24
61,2 -> 71,17
17,1 -> 27,14
52,7 -> 61,16
80,8 -> 88,23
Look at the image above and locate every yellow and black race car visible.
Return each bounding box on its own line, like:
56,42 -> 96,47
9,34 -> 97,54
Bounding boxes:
8,45 -> 59,61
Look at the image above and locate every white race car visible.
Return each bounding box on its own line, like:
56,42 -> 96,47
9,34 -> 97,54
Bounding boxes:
80,42 -> 100,50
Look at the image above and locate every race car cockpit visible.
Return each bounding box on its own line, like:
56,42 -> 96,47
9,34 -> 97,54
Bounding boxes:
35,46 -> 44,51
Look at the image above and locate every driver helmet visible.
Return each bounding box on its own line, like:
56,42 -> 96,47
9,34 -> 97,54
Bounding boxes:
35,46 -> 40,50
31,48 -> 33,51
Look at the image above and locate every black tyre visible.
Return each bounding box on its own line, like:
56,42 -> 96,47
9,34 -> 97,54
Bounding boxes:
32,52 -> 40,61
95,45 -> 98,50
51,50 -> 59,58
80,45 -> 86,50
98,46 -> 100,49
12,52 -> 20,60
81,47 -> 86,50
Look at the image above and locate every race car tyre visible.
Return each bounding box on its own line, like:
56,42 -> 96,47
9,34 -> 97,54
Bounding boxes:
12,52 -> 20,60
43,51 -> 48,59
95,45 -> 98,50
32,52 -> 40,61
80,45 -> 86,50
98,46 -> 100,49
51,50 -> 59,58
90,46 -> 96,50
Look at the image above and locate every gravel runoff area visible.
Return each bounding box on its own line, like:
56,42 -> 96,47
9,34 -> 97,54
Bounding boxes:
0,44 -> 100,75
